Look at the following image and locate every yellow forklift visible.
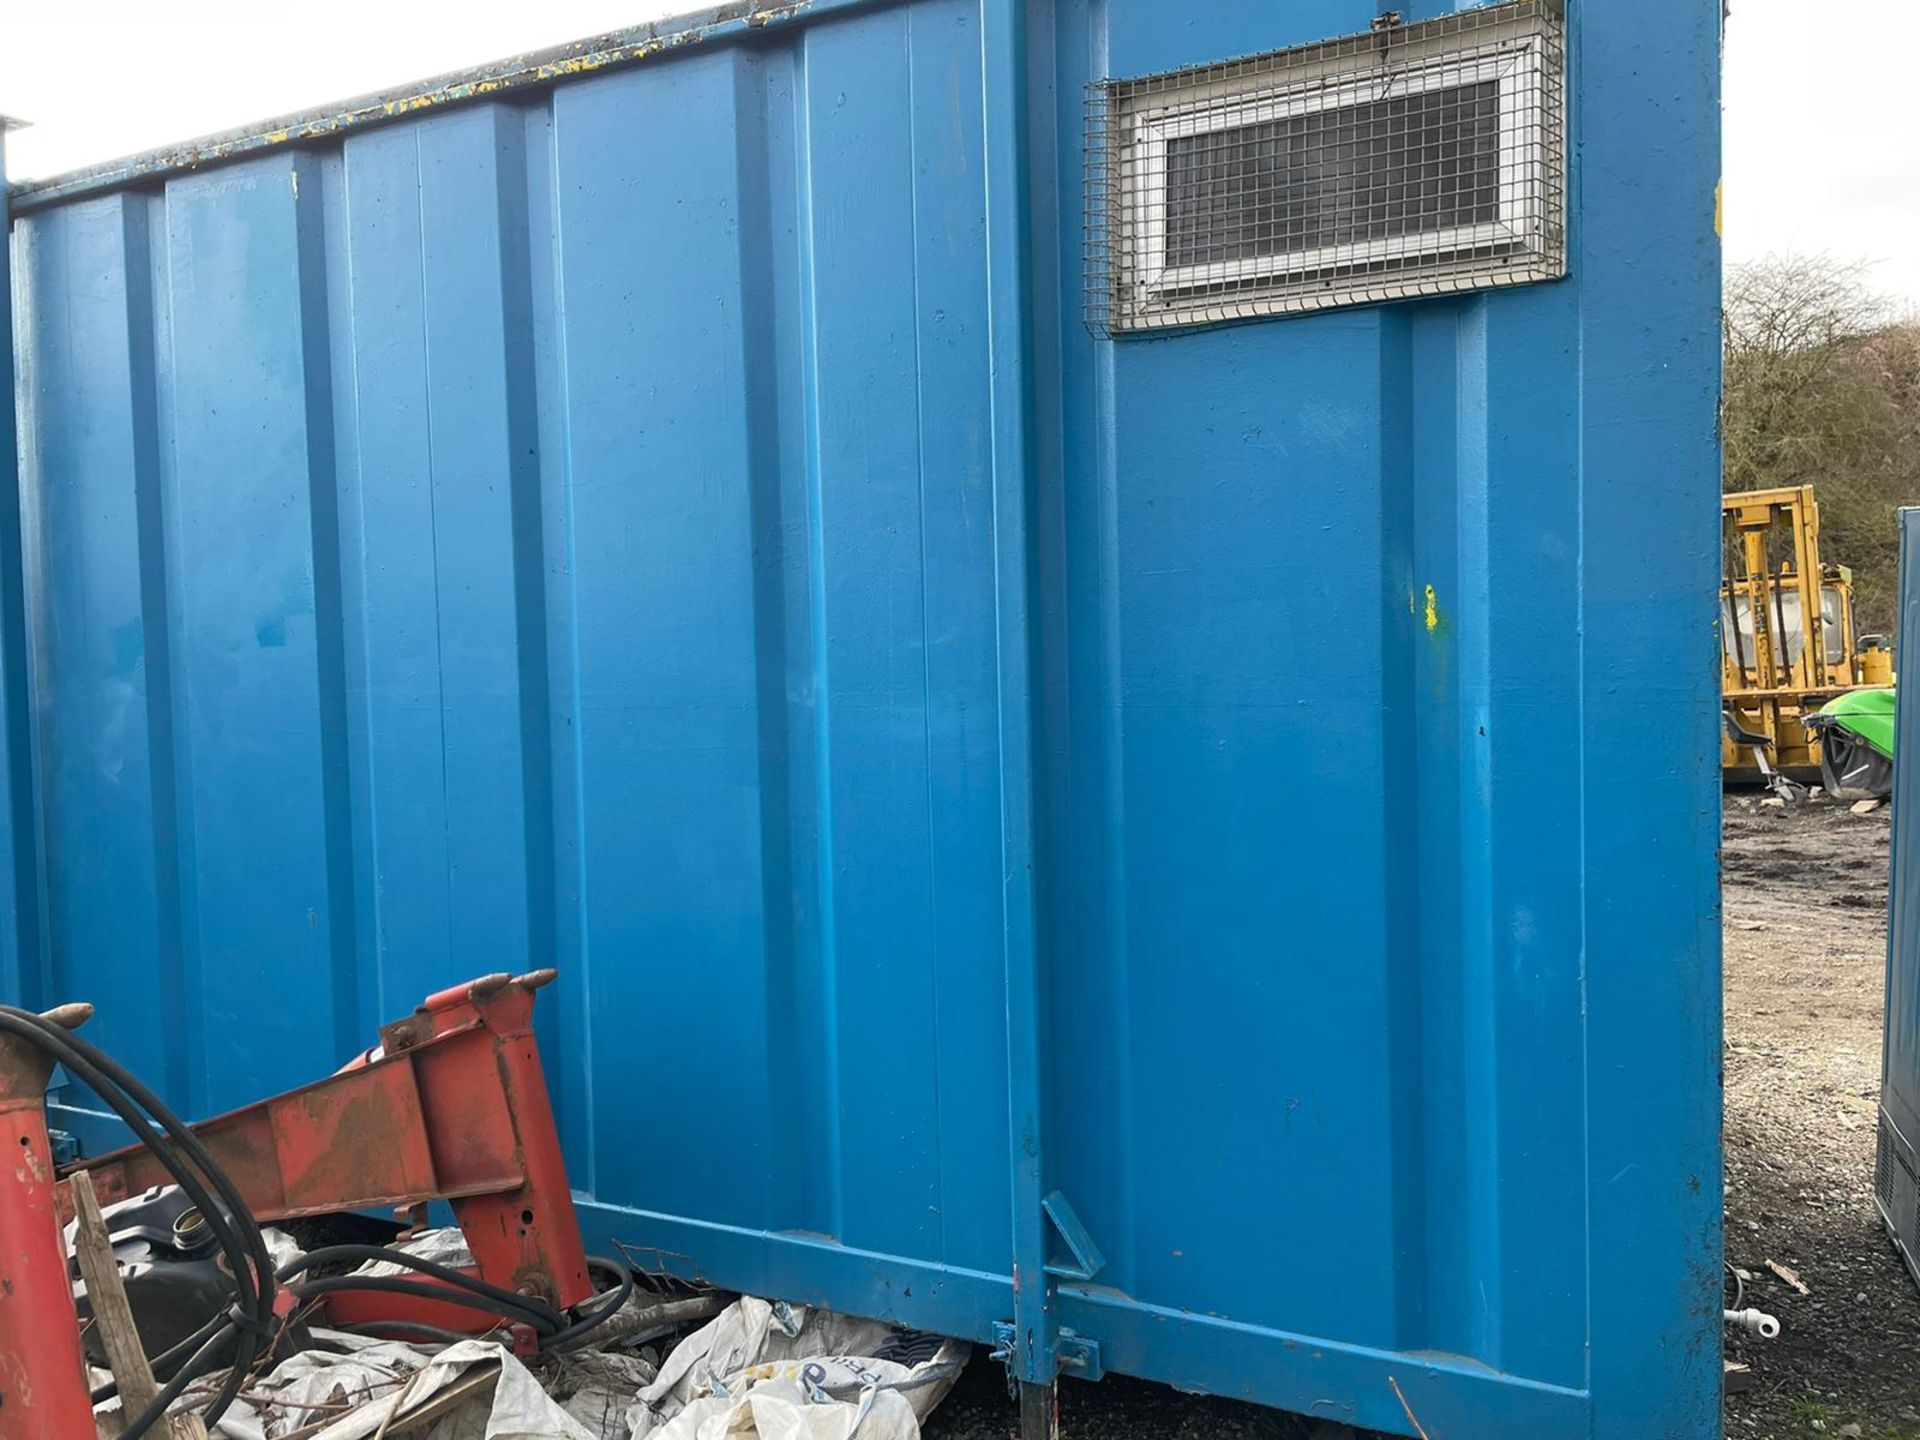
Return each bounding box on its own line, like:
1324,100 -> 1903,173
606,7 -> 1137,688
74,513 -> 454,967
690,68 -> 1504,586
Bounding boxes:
1722,484 -> 1893,793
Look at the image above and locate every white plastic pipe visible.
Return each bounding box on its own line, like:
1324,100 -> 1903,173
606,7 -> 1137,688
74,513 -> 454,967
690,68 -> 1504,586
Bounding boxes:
1725,1307 -> 1781,1339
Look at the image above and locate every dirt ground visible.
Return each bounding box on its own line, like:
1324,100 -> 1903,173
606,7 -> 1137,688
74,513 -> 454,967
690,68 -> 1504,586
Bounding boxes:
927,794 -> 1919,1440
1723,792 -> 1920,1439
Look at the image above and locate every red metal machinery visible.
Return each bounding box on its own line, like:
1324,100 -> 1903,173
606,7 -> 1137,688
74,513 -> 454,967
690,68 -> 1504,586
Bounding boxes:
0,969 -> 592,1439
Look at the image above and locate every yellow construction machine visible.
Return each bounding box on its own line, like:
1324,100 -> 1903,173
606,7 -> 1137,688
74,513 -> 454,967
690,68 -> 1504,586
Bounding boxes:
1722,484 -> 1893,790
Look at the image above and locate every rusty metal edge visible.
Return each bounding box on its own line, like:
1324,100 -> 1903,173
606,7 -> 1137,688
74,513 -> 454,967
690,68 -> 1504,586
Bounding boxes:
7,0 -> 887,215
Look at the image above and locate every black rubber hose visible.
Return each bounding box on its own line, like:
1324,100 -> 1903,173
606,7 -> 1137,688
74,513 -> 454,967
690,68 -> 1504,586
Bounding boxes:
118,1314 -> 247,1438
0,1009 -> 276,1317
0,1017 -> 270,1320
0,1014 -> 265,1274
7,1000 -> 633,1431
0,1014 -> 265,1310
91,1309 -> 231,1403
287,1275 -> 564,1333
288,1249 -> 635,1353
544,1253 -> 636,1351
50,1019 -> 277,1302
0,1009 -> 273,1436
279,1245 -> 567,1329
149,1310 -> 232,1381
52,1052 -> 275,1413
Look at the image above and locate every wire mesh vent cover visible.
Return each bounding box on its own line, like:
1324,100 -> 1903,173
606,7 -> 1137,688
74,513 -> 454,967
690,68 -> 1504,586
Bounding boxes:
1086,1 -> 1566,335
1879,1113 -> 1920,1284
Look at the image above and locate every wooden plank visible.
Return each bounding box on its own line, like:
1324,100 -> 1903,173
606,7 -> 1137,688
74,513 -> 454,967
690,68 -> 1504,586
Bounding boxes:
70,1170 -> 209,1440
386,1365 -> 501,1435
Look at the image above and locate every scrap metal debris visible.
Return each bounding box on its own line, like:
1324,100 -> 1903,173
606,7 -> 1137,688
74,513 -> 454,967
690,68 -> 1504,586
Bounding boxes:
136,1242 -> 969,1440
46,972 -> 968,1440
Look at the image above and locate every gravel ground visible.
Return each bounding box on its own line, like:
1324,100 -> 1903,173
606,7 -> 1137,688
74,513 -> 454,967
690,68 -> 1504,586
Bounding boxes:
1723,792 -> 1920,1439
922,794 -> 1920,1439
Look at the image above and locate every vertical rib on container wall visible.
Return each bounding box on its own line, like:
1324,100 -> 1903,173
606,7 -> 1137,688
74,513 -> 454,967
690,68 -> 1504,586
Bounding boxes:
0,138 -> 39,1018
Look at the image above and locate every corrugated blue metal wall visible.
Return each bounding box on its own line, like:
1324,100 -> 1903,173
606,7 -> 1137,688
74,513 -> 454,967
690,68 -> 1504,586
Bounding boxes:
3,1 -> 1723,1435
1880,509 -> 1920,1282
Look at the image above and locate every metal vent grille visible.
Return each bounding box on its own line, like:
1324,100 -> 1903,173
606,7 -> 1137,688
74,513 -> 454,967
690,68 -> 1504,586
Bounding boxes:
1086,1 -> 1567,335
1878,1121 -> 1895,1211
1877,1113 -> 1920,1288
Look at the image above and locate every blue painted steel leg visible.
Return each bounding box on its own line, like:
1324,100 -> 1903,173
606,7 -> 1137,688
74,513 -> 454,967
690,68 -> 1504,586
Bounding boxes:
981,0 -> 1056,1423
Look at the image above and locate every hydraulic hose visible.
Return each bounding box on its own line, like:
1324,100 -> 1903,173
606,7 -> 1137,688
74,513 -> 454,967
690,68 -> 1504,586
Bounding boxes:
544,1254 -> 636,1351
8,1010 -> 644,1434
0,1006 -> 276,1439
288,1274 -> 570,1329
281,1246 -> 637,1351
280,1245 -> 567,1330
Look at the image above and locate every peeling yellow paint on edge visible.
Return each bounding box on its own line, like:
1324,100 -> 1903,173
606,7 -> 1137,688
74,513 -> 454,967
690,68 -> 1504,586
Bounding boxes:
1424,584 -> 1440,633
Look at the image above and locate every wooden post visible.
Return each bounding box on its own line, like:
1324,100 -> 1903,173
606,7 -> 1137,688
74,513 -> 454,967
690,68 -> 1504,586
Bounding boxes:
69,1170 -> 209,1440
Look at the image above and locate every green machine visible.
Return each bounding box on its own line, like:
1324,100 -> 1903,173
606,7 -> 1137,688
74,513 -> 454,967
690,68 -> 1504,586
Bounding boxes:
1807,688 -> 1897,799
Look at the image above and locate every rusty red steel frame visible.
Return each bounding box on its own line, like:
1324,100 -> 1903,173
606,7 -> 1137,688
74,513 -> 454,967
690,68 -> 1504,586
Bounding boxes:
0,1003 -> 99,1434
0,970 -> 590,1438
63,969 -> 593,1308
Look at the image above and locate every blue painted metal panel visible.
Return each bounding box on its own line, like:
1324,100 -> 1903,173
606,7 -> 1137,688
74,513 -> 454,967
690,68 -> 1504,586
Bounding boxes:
1881,510 -> 1920,1285
2,1 -> 1722,1434
0,132 -> 38,1025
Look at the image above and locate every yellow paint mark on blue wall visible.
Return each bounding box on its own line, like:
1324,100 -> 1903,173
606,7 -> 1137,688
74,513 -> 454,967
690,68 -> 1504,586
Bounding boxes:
1424,584 -> 1440,633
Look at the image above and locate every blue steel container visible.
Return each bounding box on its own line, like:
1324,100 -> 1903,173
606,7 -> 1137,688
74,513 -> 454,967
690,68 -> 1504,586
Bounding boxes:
1881,509 -> 1920,1280
0,2 -> 1723,1435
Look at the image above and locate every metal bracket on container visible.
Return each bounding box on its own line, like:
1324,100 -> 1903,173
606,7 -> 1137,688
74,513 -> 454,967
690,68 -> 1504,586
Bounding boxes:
991,1320 -> 1105,1381
1041,1190 -> 1105,1282
1056,1328 -> 1103,1379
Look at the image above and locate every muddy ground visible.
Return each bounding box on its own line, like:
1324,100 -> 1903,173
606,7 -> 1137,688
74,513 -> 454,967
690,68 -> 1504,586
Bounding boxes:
926,795 -> 1918,1439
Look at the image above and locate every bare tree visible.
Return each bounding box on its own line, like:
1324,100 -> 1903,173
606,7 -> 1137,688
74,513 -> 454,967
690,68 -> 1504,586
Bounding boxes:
1724,256 -> 1888,358
1858,323 -> 1920,440
1722,256 -> 1919,632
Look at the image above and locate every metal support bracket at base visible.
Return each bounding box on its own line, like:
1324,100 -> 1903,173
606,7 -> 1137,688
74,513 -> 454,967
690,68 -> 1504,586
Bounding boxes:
1040,1190 -> 1106,1282
1055,1328 -> 1104,1380
992,1320 -> 1105,1381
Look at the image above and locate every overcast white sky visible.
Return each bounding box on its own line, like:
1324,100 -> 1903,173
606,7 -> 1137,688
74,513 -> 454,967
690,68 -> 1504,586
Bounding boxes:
4,0 -> 1917,307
